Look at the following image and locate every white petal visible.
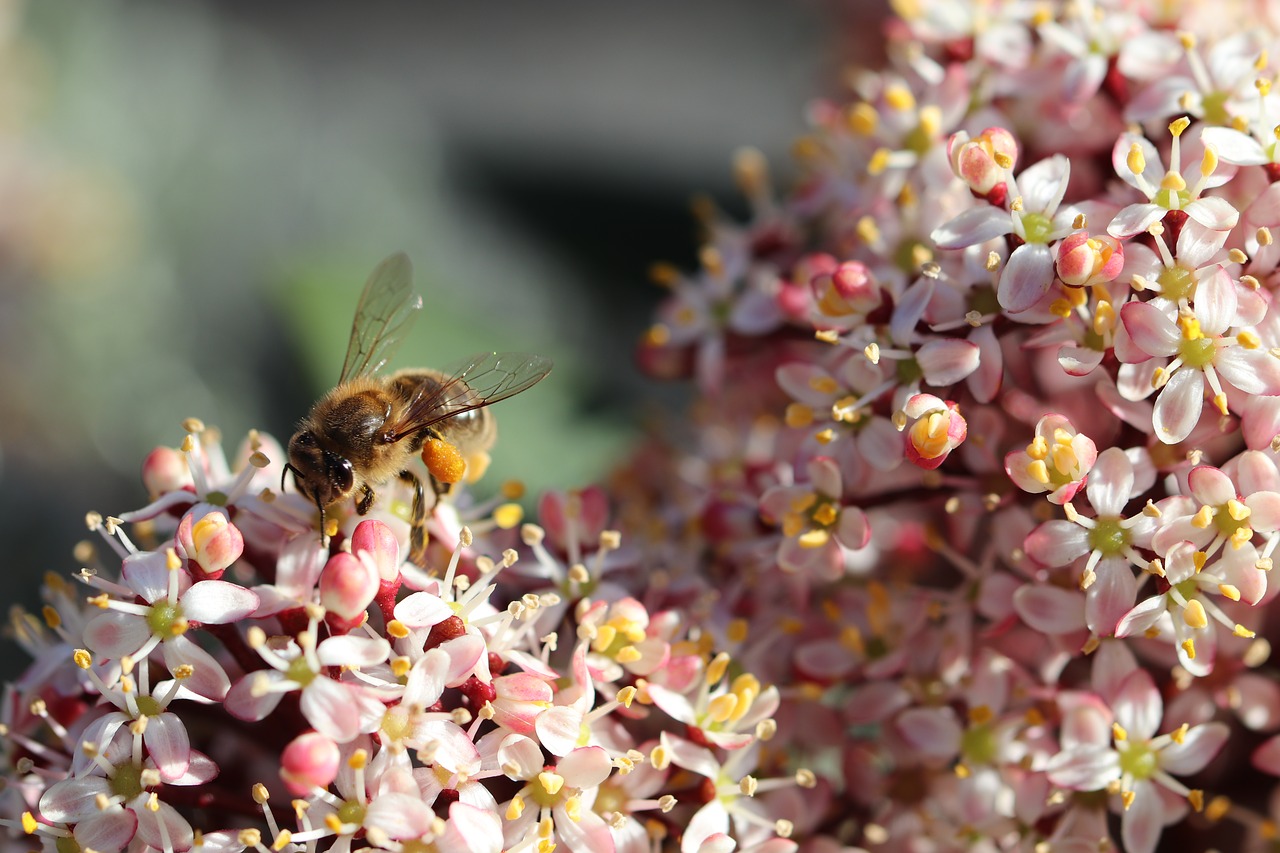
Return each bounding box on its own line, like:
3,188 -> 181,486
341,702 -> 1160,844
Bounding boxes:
931,206 -> 1014,249
180,580 -> 259,624
1152,369 -> 1204,444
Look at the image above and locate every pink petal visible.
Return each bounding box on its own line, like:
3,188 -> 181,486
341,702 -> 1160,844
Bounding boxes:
1024,520 -> 1089,567
224,671 -> 286,722
1201,126 -> 1268,165
393,591 -> 454,628
1185,195 -> 1240,231
1085,558 -> 1138,637
180,580 -> 259,624
1085,447 -> 1134,516
998,243 -> 1054,313
1046,744 -> 1119,790
145,714 -> 191,783
1113,670 -> 1162,741
1254,733 -> 1280,775
535,706 -> 585,758
83,611 -> 151,660
558,745 -> 613,788
300,678 -> 365,742
316,635 -> 390,668
73,809 -> 139,852
163,634 -> 231,700
1121,781 -> 1164,853
1236,673 -> 1280,730
134,799 -> 194,852
931,206 -> 1014,249
365,792 -> 437,840
1012,585 -> 1085,635
1152,369 -> 1204,444
1192,267 -> 1236,335
1115,596 -> 1166,638
1107,203 -> 1166,238
1187,465 -> 1236,506
916,338 -> 981,386
1120,301 -> 1181,358
1216,347 -> 1280,395
896,706 -> 962,759
1159,722 -> 1228,774
553,803 -> 616,853
805,456 -> 842,497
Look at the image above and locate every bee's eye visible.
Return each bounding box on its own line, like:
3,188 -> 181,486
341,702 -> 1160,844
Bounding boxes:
324,450 -> 354,493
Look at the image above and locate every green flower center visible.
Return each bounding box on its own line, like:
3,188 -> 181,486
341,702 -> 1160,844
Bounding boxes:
1118,740 -> 1158,781
1087,517 -> 1129,557
960,722 -> 999,765
1020,211 -> 1054,244
1201,91 -> 1231,127
1157,266 -> 1195,302
896,358 -> 923,385
336,798 -> 366,827
109,762 -> 144,800
285,655 -> 317,687
1155,187 -> 1192,211
145,601 -> 184,638
1178,336 -> 1217,369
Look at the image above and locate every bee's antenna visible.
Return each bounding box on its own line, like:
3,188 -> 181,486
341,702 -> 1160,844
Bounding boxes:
281,463 -> 298,493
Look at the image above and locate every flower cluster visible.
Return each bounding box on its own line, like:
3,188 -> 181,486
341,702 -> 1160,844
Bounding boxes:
17,2 -> 1280,852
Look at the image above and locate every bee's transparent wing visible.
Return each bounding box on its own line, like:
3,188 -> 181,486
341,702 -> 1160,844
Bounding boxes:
387,351 -> 553,440
339,252 -> 423,382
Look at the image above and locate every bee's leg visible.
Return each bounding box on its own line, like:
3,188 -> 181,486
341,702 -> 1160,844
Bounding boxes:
356,484 -> 376,516
398,470 -> 427,565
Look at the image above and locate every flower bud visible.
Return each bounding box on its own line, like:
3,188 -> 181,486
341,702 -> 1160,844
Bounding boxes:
811,260 -> 881,321
902,394 -> 967,470
141,446 -> 193,500
177,507 -> 243,580
949,127 -> 1018,198
351,519 -> 401,583
319,551 -> 379,632
280,732 -> 340,796
1057,231 -> 1124,287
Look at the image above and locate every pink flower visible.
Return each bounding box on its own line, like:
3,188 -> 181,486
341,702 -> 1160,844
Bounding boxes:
759,456 -> 870,579
1004,413 -> 1098,504
900,393 -> 967,469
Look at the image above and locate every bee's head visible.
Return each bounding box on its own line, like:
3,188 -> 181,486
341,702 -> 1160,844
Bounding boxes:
285,428 -> 355,512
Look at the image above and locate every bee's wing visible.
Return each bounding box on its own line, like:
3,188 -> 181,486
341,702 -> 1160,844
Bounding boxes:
339,252 -> 423,383
387,351 -> 553,441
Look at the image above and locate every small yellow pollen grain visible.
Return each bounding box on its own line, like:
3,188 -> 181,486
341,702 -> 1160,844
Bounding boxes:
1188,788 -> 1205,812
1112,722 -> 1128,742
1235,623 -> 1257,639
1122,789 -> 1137,810
867,148 -> 892,177
1183,637 -> 1197,659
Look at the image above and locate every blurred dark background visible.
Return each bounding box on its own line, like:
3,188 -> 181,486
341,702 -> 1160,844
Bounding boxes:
0,0 -> 885,679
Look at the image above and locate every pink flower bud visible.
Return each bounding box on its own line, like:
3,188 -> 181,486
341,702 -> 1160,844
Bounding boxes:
351,519 -> 401,583
280,732 -> 340,796
902,394 -> 967,470
141,446 -> 192,499
1056,231 -> 1124,287
811,260 -> 881,320
177,508 -> 243,580
949,127 -> 1018,197
319,551 -> 379,632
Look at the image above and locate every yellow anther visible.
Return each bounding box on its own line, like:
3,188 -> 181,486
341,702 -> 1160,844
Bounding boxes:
1228,499 -> 1251,521
1026,459 -> 1050,485
1235,623 -> 1257,638
812,504 -> 838,526
538,771 -> 565,796
993,152 -> 1014,170
1201,145 -> 1218,176
884,84 -> 916,111
506,794 -> 526,820
1112,722 -> 1128,742
868,148 -> 891,176
1170,723 -> 1189,744
1050,444 -> 1078,476
1122,789 -> 1137,810
1188,789 -> 1205,812
1191,505 -> 1215,528
493,503 -> 524,530
785,403 -> 814,428
1238,329 -> 1262,349
1193,550 -> 1208,572
1127,143 -> 1146,175
1183,637 -> 1197,659
1169,116 -> 1191,137
1214,393 -> 1230,416
856,215 -> 881,244
1027,435 -> 1049,460
707,694 -> 739,723
969,704 -> 994,725
846,102 -> 878,136
1160,170 -> 1187,192
706,653 -> 731,685
1219,583 -> 1241,601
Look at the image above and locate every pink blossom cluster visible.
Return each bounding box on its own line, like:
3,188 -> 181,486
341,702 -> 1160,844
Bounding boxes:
2,425 -> 800,852
15,2 -> 1280,852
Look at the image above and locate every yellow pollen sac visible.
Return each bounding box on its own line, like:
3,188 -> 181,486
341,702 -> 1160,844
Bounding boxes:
707,693 -> 739,723
884,84 -> 916,111
1183,599 -> 1208,629
785,403 -> 814,428
1027,436 -> 1049,461
1227,499 -> 1251,521
846,102 -> 878,136
1234,623 -> 1257,638
812,504 -> 838,526
789,493 -> 817,514
969,704 -> 994,725
538,771 -> 565,797
1169,116 -> 1191,137
593,625 -> 618,653
1127,143 -> 1146,175
1112,722 -> 1128,741
1182,637 -> 1197,659
1160,170 -> 1187,192
1191,505 -> 1215,529
707,653 -> 731,685
1231,526 -> 1254,549
1094,301 -> 1117,335
1218,583 -> 1241,601
1026,459 -> 1050,485
506,795 -> 525,821
1202,145 -> 1218,176
1122,789 -> 1137,810
797,529 -> 831,549
781,515 -> 804,541
615,645 -> 642,664
809,376 -> 839,394
1193,550 -> 1208,572
868,148 -> 892,176
1170,722 -> 1189,745
856,215 -> 881,244
1238,329 -> 1262,349
1050,444 -> 1078,476
1214,393 -> 1230,417
1049,298 -> 1073,319
918,106 -> 941,137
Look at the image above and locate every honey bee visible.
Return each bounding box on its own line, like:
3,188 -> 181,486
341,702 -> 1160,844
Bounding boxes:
284,252 -> 552,561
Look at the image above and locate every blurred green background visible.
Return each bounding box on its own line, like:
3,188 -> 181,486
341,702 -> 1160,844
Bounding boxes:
0,0 -> 871,671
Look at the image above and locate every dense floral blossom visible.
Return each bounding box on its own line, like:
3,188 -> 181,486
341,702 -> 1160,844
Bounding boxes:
18,3 -> 1280,852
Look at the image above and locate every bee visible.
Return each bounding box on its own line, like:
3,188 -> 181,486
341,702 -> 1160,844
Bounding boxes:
284,252 -> 552,562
